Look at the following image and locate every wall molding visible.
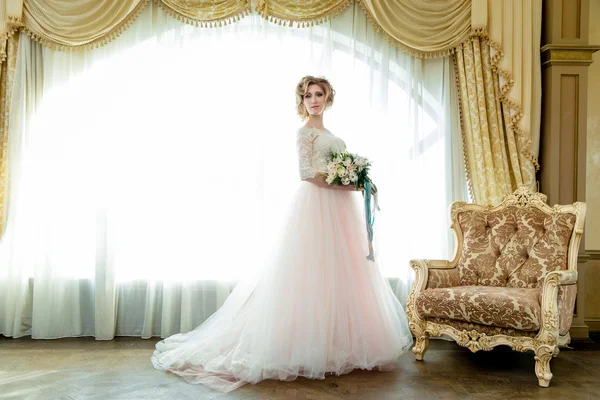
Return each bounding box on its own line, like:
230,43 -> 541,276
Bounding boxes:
587,250 -> 600,260
541,44 -> 600,67
585,318 -> 600,333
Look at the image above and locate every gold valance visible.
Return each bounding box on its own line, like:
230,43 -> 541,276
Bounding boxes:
255,0 -> 353,26
255,0 -> 475,58
0,1 -> 252,53
22,0 -> 149,50
357,0 -> 472,58
158,0 -> 251,27
1,0 -> 483,57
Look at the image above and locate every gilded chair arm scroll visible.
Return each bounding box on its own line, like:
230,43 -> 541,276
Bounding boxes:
538,270 -> 578,345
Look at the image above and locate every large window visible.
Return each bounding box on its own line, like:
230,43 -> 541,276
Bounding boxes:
0,3 -> 466,338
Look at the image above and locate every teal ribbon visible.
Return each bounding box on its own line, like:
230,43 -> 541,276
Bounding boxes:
364,181 -> 380,262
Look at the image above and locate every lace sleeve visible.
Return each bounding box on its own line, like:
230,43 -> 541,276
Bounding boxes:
296,129 -> 317,180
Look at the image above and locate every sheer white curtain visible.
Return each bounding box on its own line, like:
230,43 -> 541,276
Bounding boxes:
0,3 -> 466,339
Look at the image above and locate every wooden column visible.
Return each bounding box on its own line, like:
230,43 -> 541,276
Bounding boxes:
540,0 -> 599,340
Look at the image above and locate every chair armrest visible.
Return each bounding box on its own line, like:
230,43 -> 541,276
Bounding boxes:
420,259 -> 455,269
410,259 -> 460,291
544,270 -> 577,286
539,270 -> 578,340
407,260 -> 459,326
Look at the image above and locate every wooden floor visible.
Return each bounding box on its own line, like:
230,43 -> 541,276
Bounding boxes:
0,335 -> 598,400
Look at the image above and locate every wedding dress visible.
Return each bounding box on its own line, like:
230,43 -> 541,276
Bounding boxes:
151,126 -> 413,392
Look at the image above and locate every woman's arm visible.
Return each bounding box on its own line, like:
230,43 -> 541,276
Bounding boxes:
296,130 -> 362,192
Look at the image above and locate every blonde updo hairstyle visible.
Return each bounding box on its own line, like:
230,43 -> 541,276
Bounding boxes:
295,76 -> 335,120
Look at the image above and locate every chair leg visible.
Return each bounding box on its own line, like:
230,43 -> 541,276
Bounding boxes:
413,333 -> 429,361
534,344 -> 558,387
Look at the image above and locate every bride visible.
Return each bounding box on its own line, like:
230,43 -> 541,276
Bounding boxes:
151,76 -> 413,392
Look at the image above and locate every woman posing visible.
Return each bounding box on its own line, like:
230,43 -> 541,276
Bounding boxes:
151,76 -> 413,393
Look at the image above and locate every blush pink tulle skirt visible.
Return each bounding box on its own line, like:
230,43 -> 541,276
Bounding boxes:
151,182 -> 413,392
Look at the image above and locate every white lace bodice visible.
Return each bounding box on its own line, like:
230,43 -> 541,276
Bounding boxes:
296,127 -> 346,180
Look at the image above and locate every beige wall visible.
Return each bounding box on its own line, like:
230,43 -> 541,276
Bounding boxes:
588,0 -> 600,251
586,0 -> 600,331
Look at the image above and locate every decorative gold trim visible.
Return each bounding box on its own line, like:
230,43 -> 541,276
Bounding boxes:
256,0 -> 354,28
0,27 -> 20,64
541,45 -> 600,67
158,0 -> 252,28
546,49 -> 593,61
6,15 -> 24,25
452,53 -> 475,201
407,187 -> 586,387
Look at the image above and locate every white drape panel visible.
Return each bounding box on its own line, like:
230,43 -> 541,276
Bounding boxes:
0,3 -> 466,339
487,0 -> 542,160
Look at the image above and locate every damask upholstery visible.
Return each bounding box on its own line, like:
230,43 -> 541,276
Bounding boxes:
557,284 -> 577,336
426,268 -> 460,289
416,286 -> 541,331
406,187 -> 586,388
456,207 -> 575,289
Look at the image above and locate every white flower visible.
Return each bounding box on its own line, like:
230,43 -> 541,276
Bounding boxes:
333,157 -> 342,164
355,157 -> 366,167
327,162 -> 337,172
337,167 -> 347,177
343,158 -> 352,167
349,171 -> 358,182
326,174 -> 335,184
342,177 -> 350,185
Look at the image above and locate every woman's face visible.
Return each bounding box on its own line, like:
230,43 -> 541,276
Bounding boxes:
303,84 -> 326,117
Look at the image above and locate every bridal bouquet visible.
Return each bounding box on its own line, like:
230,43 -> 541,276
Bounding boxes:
325,151 -> 372,191
325,151 -> 379,262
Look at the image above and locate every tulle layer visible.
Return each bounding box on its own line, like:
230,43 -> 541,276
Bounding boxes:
151,182 -> 413,392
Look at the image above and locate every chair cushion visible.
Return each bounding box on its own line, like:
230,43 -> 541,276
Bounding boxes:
457,207 -> 575,288
416,286 -> 541,331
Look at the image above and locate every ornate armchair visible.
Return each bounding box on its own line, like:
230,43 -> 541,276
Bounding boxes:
406,187 -> 586,387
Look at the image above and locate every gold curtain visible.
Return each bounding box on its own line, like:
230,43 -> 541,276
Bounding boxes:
451,0 -> 541,205
256,0 -> 353,26
1,1 -> 252,53
454,36 -> 536,205
0,33 -> 18,234
255,0 -> 473,57
357,0 -> 472,58
22,0 -> 148,50
158,0 -> 251,26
